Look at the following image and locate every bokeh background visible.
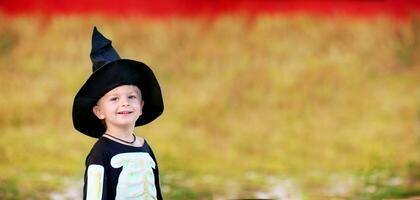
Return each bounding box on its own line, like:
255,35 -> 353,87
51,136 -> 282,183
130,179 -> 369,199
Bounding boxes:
1,0 -> 420,199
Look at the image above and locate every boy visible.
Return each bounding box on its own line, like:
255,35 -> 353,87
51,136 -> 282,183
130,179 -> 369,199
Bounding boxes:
72,27 -> 164,200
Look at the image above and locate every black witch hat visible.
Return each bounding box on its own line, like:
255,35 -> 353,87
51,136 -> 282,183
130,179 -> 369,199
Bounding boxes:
72,27 -> 164,138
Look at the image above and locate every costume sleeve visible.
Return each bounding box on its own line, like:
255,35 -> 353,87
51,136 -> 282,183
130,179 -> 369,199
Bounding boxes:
86,164 -> 104,200
83,149 -> 108,200
146,143 -> 164,200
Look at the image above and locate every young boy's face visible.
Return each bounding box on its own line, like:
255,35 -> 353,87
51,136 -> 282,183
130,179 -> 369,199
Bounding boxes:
93,85 -> 144,129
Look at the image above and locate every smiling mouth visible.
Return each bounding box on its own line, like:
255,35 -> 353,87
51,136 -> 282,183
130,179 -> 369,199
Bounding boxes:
117,111 -> 133,114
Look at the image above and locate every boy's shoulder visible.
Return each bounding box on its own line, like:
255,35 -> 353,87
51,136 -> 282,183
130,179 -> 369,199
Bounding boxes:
85,137 -> 110,165
88,137 -> 111,156
91,136 -> 108,147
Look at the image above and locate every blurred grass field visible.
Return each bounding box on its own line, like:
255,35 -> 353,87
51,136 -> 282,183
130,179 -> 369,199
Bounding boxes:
0,14 -> 420,199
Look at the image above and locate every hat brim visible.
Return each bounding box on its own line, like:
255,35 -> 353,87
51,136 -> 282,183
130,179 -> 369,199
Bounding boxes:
72,59 -> 164,138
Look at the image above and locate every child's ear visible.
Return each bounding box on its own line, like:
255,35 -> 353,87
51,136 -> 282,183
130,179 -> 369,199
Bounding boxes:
139,100 -> 145,116
93,105 -> 105,120
140,100 -> 144,109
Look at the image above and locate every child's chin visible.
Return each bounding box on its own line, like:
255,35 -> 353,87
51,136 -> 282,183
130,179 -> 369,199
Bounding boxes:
108,120 -> 137,127
118,120 -> 137,125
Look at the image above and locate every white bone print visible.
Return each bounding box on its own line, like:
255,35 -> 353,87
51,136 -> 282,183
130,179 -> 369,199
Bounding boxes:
86,164 -> 104,200
111,153 -> 157,200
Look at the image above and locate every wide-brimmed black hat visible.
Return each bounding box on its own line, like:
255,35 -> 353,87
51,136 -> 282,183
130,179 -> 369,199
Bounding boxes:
72,27 -> 164,138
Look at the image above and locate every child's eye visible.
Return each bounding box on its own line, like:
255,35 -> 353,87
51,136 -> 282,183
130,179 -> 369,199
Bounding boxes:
110,97 -> 118,101
128,95 -> 137,99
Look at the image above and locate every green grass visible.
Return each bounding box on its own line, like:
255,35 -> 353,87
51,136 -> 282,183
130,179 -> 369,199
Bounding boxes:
0,14 -> 419,199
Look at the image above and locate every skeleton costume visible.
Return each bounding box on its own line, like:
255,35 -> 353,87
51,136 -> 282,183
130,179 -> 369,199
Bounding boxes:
72,27 -> 164,200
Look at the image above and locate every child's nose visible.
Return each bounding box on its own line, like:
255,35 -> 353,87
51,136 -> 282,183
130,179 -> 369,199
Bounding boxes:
120,97 -> 130,106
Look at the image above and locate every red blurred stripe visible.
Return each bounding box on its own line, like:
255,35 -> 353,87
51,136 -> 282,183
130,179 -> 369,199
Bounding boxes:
0,0 -> 419,18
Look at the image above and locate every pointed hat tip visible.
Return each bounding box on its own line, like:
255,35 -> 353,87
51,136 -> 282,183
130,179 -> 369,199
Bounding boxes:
93,26 -> 98,33
90,26 -> 121,71
91,26 -> 111,48
92,26 -> 102,39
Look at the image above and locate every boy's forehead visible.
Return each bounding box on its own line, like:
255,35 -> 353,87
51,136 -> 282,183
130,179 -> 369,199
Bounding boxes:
104,85 -> 141,96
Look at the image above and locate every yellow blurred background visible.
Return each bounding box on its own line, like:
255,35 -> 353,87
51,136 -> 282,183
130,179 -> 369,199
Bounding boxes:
0,11 -> 420,199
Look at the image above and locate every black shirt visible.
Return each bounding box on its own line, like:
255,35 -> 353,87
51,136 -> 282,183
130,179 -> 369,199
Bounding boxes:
83,136 -> 163,200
